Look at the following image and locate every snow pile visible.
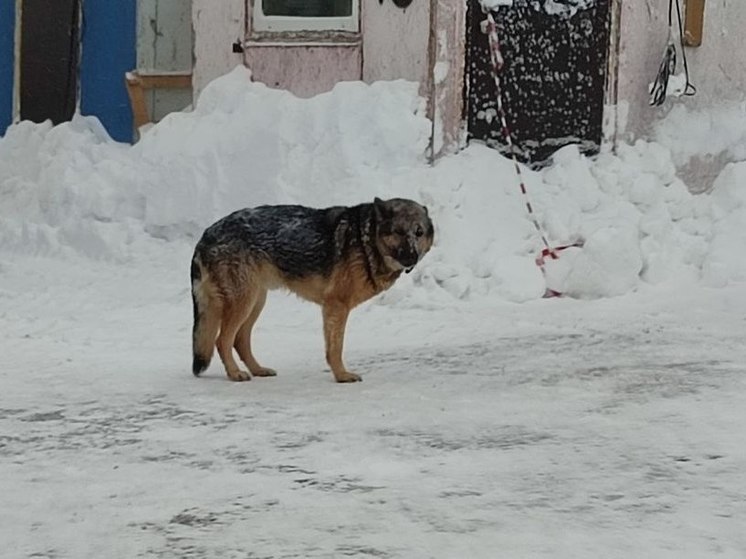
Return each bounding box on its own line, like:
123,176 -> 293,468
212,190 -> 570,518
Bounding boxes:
384,138 -> 715,303
136,69 -> 429,238
1,66 -> 745,304
0,116 -> 138,260
0,67 -> 429,258
537,142 -> 711,297
654,102 -> 746,167
702,161 -> 746,286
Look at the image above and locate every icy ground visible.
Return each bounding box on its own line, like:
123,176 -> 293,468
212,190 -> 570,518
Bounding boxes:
2,247 -> 745,558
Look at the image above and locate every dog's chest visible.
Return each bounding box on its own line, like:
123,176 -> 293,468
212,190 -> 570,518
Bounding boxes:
376,271 -> 402,292
355,270 -> 402,306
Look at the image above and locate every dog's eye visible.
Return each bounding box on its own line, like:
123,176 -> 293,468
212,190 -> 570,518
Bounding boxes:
414,226 -> 424,238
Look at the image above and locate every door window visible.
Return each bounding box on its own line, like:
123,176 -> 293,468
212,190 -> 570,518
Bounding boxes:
253,0 -> 358,32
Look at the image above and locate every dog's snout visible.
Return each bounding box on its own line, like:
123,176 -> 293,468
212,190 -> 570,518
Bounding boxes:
397,250 -> 418,269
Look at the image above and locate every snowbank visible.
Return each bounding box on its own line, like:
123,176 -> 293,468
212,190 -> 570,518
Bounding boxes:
1,66 -> 745,303
0,69 -> 429,257
654,102 -> 746,167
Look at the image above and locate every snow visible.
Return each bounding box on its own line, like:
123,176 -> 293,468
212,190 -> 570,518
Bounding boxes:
480,0 -> 598,18
481,0 -> 516,9
433,61 -> 449,86
2,67 -> 746,557
654,102 -> 746,167
3,67 -> 743,302
2,252 -> 746,558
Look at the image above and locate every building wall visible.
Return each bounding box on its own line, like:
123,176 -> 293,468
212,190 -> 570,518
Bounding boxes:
243,7 -> 362,100
192,0 -> 245,101
617,0 -> 746,139
245,43 -> 362,98
191,0 -> 454,150
612,0 -> 746,188
5,0 -> 191,141
192,1 -> 433,99
362,0 -> 431,88
137,0 -> 193,121
430,0 -> 466,159
80,0 -> 136,143
4,0 -> 136,141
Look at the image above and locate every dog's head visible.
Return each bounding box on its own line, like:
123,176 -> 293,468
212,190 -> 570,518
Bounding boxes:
373,197 -> 434,273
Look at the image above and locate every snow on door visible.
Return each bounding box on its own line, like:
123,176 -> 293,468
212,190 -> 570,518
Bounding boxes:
466,0 -> 611,167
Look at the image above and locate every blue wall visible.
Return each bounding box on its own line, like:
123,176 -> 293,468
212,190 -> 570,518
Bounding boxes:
0,0 -> 15,136
79,0 -> 136,143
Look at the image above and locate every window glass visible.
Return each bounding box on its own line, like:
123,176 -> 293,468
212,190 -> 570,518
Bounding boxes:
262,0 -> 353,18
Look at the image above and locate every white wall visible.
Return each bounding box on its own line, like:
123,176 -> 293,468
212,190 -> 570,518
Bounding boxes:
615,0 -> 746,188
189,1 -> 469,156
192,1 -> 433,99
618,0 -> 746,138
192,0 -> 245,101
362,0 -> 431,89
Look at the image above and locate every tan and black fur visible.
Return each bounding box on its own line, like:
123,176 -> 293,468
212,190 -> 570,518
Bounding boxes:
190,197 -> 434,383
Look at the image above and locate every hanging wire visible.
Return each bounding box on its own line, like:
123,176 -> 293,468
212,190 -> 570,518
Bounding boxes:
649,0 -> 696,106
649,34 -> 676,106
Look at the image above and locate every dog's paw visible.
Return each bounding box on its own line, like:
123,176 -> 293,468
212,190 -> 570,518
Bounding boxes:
227,369 -> 252,382
334,371 -> 362,383
251,367 -> 277,378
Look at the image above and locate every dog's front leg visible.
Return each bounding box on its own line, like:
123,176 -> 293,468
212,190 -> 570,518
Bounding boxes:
322,301 -> 360,383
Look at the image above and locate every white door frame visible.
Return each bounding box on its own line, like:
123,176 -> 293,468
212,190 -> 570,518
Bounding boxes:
602,0 -> 623,152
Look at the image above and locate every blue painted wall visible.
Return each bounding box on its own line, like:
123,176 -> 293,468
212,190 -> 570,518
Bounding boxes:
79,0 -> 136,143
0,0 -> 15,136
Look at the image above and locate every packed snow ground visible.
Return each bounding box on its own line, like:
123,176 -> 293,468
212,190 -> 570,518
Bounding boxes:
2,253 -> 746,558
1,68 -> 746,557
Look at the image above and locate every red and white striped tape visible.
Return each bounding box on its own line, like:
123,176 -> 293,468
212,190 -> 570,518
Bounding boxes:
481,7 -> 583,296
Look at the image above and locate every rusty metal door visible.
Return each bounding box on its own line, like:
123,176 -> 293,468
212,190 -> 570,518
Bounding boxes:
466,0 -> 611,167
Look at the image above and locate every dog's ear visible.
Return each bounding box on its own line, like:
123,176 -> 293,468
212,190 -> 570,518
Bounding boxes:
373,197 -> 391,222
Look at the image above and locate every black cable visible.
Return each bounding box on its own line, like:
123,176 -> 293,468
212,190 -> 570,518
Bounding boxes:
649,0 -> 695,106
649,37 -> 676,106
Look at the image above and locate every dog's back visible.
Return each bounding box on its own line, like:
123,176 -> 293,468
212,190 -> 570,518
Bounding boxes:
194,205 -> 342,280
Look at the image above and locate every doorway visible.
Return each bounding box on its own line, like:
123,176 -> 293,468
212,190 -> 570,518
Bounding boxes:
20,0 -> 80,125
465,0 -> 611,167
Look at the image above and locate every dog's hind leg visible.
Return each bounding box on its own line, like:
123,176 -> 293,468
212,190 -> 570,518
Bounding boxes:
216,296 -> 255,382
234,288 -> 276,377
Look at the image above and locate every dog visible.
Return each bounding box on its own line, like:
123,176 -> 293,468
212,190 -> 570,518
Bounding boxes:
190,197 -> 434,383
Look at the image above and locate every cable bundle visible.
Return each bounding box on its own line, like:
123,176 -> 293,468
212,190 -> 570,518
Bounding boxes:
649,0 -> 696,106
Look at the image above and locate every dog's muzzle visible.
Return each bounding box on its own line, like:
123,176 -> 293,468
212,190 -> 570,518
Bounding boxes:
398,242 -> 420,274
397,252 -> 418,273
401,255 -> 419,274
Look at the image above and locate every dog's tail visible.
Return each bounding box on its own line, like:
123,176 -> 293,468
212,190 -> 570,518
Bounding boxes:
191,255 -> 216,376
